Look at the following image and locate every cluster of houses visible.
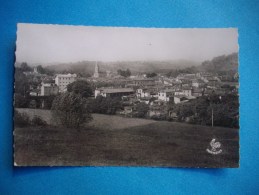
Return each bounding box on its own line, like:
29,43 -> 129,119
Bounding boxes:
92,71 -> 238,118
28,68 -> 77,96
25,63 -> 238,118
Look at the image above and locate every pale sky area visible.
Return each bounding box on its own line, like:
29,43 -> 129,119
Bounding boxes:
16,23 -> 238,65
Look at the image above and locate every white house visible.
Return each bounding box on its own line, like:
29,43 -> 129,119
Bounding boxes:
158,89 -> 175,102
55,73 -> 77,92
136,88 -> 158,99
40,83 -> 59,96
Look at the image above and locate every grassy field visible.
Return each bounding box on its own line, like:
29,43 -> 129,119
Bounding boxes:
14,108 -> 239,167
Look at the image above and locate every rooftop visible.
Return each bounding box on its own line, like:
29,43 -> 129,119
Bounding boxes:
55,73 -> 77,78
98,88 -> 134,94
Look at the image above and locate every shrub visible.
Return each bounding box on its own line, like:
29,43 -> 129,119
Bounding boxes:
14,110 -> 30,127
51,92 -> 92,128
135,102 -> 149,118
14,93 -> 29,108
89,96 -> 122,115
166,116 -> 173,122
31,115 -> 47,126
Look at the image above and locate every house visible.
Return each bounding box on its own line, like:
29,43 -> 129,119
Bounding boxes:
192,79 -> 205,88
95,87 -> 135,98
127,78 -> 155,86
139,97 -> 153,104
180,79 -> 192,88
158,89 -> 175,102
182,87 -> 192,96
174,95 -> 189,104
136,88 -> 158,98
40,83 -> 59,96
55,73 -> 77,92
192,88 -> 203,97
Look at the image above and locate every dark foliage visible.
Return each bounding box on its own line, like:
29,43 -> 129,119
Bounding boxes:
43,96 -> 56,109
89,96 -> 122,115
20,62 -> 32,72
14,110 -> 30,127
168,94 -> 239,128
67,80 -> 93,98
200,52 -> 238,72
31,115 -> 47,126
146,72 -> 157,78
166,66 -> 198,78
14,93 -> 29,108
51,92 -> 92,128
134,102 -> 149,118
117,69 -> 131,77
14,69 -> 30,96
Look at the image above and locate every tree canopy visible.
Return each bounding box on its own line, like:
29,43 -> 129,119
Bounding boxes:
20,62 -> 32,72
51,92 -> 92,128
146,72 -> 157,78
117,69 -> 131,77
89,96 -> 122,115
135,102 -> 149,118
67,80 -> 93,98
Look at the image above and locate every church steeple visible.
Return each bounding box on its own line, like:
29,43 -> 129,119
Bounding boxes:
93,61 -> 99,78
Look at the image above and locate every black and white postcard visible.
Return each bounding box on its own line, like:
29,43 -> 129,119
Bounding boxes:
14,24 -> 239,167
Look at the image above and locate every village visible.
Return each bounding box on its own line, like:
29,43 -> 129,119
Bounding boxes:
13,25 -> 240,168
15,60 -> 239,127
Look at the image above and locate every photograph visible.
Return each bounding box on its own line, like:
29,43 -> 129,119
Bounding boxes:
14,24 -> 239,167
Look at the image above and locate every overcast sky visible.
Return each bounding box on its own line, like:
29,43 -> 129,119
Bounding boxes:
16,23 -> 238,65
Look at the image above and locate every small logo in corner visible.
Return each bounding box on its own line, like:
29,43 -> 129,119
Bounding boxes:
206,138 -> 222,155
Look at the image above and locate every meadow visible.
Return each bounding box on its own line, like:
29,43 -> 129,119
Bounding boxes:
14,108 -> 239,167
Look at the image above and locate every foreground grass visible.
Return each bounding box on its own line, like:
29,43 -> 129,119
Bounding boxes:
14,118 -> 239,167
16,108 -> 157,129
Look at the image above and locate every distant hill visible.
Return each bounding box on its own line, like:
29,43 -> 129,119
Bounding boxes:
44,60 -> 200,75
16,53 -> 238,76
199,53 -> 238,72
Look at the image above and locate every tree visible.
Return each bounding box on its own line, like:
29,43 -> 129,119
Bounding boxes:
146,72 -> 157,78
67,80 -> 93,98
36,65 -> 45,74
135,102 -> 149,118
14,93 -> 29,108
51,92 -> 92,129
14,109 -> 30,127
14,69 -> 30,95
20,62 -> 32,72
43,95 -> 56,109
117,69 -> 131,77
125,69 -> 131,77
89,96 -> 121,115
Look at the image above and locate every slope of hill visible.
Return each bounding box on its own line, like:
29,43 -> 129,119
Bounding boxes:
199,53 -> 238,72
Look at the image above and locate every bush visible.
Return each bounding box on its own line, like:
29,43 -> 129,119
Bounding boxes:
14,110 -> 30,127
166,116 -> 173,122
89,96 -> 122,115
31,115 -> 47,126
51,92 -> 92,128
151,115 -> 167,121
135,103 -> 149,118
14,93 -> 29,108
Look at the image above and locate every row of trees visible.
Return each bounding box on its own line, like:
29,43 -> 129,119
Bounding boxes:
167,94 -> 239,128
117,69 -> 131,77
146,72 -> 157,78
19,62 -> 54,75
165,67 -> 198,78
